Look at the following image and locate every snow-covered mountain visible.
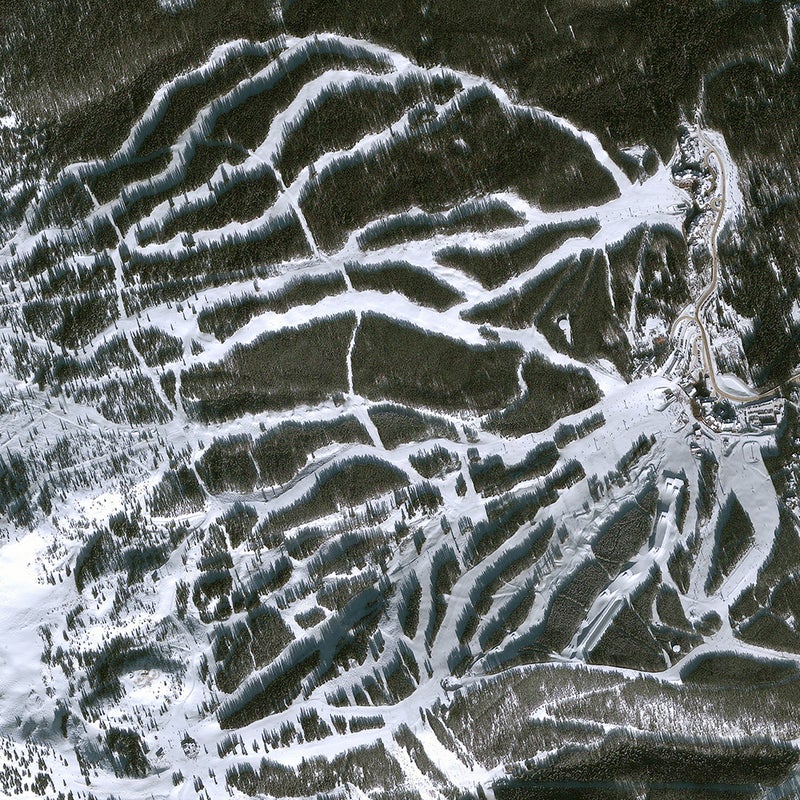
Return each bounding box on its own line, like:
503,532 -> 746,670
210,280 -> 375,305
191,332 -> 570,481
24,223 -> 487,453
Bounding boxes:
2,2 -> 800,798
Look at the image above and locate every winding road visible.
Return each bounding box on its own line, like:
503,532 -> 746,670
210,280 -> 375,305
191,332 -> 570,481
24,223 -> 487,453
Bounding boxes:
669,129 -> 782,404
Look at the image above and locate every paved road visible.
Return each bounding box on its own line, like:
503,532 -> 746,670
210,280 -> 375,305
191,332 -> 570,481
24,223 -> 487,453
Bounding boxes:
669,130 -> 781,404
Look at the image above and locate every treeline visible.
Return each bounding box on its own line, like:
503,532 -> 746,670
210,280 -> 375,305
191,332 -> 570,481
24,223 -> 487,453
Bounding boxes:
496,729 -> 798,795
705,492 -> 755,594
708,57 -> 800,387
284,0 -> 786,162
554,411 -> 605,448
591,485 -> 658,572
437,218 -> 599,289
456,518 -> 555,648
125,210 -> 310,293
345,260 -> 464,311
74,373 -> 172,426
0,451 -> 31,526
181,313 -> 355,421
299,88 -> 618,252
23,289 -> 117,352
464,246 -> 632,376
466,486 -> 556,566
358,197 -> 523,251
278,72 -> 461,182
409,445 -> 461,479
74,509 -> 185,592
148,465 -> 205,517
197,272 -> 347,342
370,403 -> 459,449
131,326 -> 183,367
486,353 -> 601,437
353,314 -> 522,413
469,441 -> 559,496
588,433 -> 656,500
226,742 -> 403,796
257,455 -> 408,537
78,633 -> 181,719
210,38 -> 393,154
213,606 -> 295,695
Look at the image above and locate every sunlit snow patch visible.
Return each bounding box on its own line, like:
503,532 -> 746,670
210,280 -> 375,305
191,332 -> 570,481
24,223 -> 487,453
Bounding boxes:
558,314 -> 572,344
158,0 -> 197,11
717,372 -> 757,399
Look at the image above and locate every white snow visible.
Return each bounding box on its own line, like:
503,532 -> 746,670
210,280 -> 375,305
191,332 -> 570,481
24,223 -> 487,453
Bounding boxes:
0,24 -> 794,800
